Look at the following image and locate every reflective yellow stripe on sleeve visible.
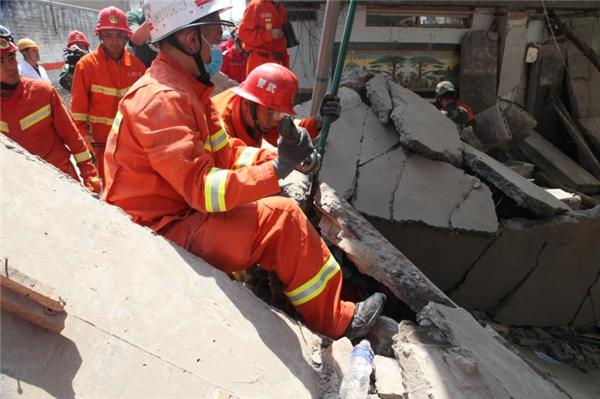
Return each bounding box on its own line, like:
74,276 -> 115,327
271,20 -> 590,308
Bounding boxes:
91,84 -> 130,97
20,104 -> 51,131
73,150 -> 93,163
285,255 -> 341,306
89,115 -> 115,126
0,120 -> 8,133
234,147 -> 260,169
210,128 -> 229,152
109,111 -> 123,135
204,167 -> 229,212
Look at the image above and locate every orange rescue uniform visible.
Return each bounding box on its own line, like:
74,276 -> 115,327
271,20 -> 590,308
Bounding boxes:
70,45 -> 146,180
1,78 -> 100,191
238,0 -> 289,75
102,52 -> 354,338
212,89 -> 320,147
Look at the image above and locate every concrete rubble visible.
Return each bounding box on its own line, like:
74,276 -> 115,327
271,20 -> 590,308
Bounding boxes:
460,30 -> 498,114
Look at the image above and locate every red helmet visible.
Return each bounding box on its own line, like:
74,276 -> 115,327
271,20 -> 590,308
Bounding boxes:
231,63 -> 298,115
0,24 -> 17,56
94,6 -> 132,36
67,30 -> 90,47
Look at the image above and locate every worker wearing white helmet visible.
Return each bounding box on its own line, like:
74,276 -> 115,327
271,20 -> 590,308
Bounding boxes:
102,0 -> 386,340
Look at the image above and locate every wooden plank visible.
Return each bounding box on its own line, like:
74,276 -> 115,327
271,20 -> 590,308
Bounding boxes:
550,95 -> 600,179
315,182 -> 455,313
1,287 -> 66,332
0,259 -> 65,312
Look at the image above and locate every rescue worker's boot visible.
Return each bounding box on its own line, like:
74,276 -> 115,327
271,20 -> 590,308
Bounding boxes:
343,292 -> 386,341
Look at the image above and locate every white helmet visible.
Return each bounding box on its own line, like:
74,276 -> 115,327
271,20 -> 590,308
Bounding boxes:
143,0 -> 233,43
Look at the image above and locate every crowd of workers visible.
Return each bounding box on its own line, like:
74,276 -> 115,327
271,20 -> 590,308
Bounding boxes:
1,0 -> 476,341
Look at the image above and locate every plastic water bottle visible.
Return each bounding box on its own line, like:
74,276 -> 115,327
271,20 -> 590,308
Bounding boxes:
339,339 -> 374,399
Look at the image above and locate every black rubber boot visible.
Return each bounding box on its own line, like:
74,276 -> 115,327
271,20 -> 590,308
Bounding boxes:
343,292 -> 386,341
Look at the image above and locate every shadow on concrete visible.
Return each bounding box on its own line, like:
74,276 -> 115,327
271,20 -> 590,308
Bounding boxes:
166,243 -> 319,396
1,311 -> 81,399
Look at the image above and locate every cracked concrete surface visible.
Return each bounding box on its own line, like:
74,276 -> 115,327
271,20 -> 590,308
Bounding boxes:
463,144 -> 571,217
366,73 -> 393,124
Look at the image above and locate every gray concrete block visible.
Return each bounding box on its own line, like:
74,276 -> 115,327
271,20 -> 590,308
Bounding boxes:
502,101 -> 537,141
374,355 -> 407,399
359,108 -> 400,165
388,82 -> 463,166
460,30 -> 498,114
565,41 -> 600,119
497,12 -> 528,103
492,208 -> 600,326
354,147 -> 408,220
366,316 -> 399,358
519,130 -> 600,194
474,103 -> 512,150
322,337 -> 354,380
503,160 -> 535,178
571,278 -> 600,329
366,74 -> 393,124
394,304 -> 569,399
392,155 -> 498,234
463,144 -> 571,217
320,88 -> 370,199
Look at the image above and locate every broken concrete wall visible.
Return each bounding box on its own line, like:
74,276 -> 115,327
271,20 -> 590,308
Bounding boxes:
1,136 -> 323,398
497,11 -> 529,105
565,41 -> 600,120
460,30 -> 498,114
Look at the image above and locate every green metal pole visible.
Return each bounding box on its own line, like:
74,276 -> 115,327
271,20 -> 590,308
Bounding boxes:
316,0 -> 358,157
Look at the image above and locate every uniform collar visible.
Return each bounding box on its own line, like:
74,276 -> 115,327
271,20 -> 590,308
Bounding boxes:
98,45 -> 133,66
155,51 -> 213,102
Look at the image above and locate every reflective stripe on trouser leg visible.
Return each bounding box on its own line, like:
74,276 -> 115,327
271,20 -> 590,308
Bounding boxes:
285,255 -> 341,306
159,196 -> 355,338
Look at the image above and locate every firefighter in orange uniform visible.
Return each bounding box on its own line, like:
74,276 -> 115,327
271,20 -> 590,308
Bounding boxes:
212,62 -> 341,148
70,6 -> 146,182
1,25 -> 100,193
238,0 -> 289,75
103,0 -> 385,340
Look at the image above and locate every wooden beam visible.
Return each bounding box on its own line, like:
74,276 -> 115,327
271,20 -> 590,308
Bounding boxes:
1,287 -> 66,333
1,260 -> 65,312
315,182 -> 455,313
550,95 -> 600,179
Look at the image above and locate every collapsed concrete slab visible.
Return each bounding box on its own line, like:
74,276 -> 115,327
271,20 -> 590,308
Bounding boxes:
1,136 -> 323,398
497,11 -> 529,104
565,41 -> 600,120
355,148 -> 499,234
463,144 -> 571,217
358,108 -> 400,165
519,130 -> 600,194
579,117 -> 600,155
388,81 -> 463,166
475,102 -> 513,150
319,87 -> 370,199
460,30 -> 498,114
394,303 -> 570,399
451,207 -> 600,327
366,73 -> 393,124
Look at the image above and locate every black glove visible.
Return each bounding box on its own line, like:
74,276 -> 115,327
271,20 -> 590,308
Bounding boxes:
319,94 -> 341,123
272,126 -> 314,179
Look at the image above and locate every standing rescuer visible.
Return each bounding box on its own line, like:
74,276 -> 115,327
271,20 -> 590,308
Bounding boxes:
212,62 -> 341,148
70,6 -> 146,183
59,31 -> 91,91
16,38 -> 51,82
238,0 -> 289,75
434,80 -> 475,130
102,0 -> 385,340
0,25 -> 101,193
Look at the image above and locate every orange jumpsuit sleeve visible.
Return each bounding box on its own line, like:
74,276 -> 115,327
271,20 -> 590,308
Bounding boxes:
50,85 -> 100,190
238,2 -> 272,51
70,60 -> 90,138
134,91 -> 281,214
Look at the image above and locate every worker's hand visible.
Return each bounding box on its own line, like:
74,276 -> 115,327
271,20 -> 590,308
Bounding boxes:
271,28 -> 283,40
84,175 -> 102,194
317,94 -> 341,126
273,126 -> 314,179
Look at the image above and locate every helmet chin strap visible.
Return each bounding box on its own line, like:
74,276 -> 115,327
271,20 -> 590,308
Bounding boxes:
166,30 -> 212,86
248,101 -> 270,142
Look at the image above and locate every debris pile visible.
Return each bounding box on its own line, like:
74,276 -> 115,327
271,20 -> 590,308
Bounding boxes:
295,64 -> 600,329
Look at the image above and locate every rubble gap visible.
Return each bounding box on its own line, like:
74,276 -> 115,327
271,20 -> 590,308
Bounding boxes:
463,144 -> 571,217
388,81 -> 463,166
366,73 -> 393,124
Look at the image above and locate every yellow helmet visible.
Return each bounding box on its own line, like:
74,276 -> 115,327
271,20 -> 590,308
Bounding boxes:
17,38 -> 38,52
